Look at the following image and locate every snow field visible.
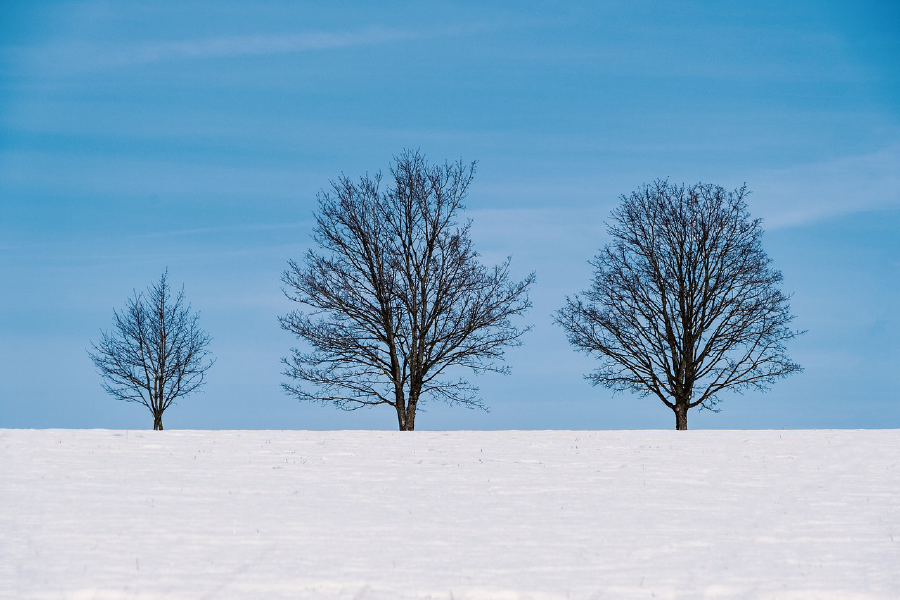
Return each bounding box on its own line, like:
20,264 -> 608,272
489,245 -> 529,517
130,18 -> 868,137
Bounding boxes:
1,429 -> 898,599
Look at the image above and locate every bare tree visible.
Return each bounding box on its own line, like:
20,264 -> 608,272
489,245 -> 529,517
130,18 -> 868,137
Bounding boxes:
89,271 -> 214,430
280,150 -> 534,430
555,180 -> 803,430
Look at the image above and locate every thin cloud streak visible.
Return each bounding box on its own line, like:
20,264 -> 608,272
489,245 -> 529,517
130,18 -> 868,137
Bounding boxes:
747,144 -> 900,229
22,27 -> 419,73
465,145 -> 900,258
131,222 -> 311,239
110,28 -> 415,64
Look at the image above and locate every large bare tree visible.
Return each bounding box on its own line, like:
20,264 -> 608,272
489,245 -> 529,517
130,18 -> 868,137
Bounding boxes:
280,150 -> 534,430
556,180 -> 803,430
89,271 -> 214,430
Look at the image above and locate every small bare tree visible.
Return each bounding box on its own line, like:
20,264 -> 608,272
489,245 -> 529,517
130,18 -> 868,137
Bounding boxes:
89,271 -> 214,430
280,150 -> 534,430
556,180 -> 803,430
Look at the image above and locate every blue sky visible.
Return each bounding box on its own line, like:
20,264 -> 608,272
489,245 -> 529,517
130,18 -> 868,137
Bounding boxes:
1,1 -> 898,430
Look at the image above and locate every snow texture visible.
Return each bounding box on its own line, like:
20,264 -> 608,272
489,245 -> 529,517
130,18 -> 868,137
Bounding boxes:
2,429 -> 898,599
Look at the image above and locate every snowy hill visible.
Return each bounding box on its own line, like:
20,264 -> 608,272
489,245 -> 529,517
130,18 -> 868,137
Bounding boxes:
2,429 -> 898,599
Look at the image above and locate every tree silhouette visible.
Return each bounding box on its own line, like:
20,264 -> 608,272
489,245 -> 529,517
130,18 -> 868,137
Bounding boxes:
556,180 -> 803,429
89,271 -> 214,430
280,150 -> 534,430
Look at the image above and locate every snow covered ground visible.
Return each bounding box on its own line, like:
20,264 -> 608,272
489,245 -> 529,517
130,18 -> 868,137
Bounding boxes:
2,429 -> 898,599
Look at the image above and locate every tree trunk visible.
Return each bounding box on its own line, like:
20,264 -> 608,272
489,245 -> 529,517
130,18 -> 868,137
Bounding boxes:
398,405 -> 416,431
153,413 -> 164,431
395,405 -> 416,430
674,405 -> 688,430
396,398 -> 417,431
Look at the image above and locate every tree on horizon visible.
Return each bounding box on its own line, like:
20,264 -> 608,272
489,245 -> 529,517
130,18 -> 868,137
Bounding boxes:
89,271 -> 214,430
556,180 -> 803,430
280,150 -> 534,430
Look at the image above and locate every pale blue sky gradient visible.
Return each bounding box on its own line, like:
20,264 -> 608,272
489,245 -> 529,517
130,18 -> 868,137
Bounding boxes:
1,1 -> 898,430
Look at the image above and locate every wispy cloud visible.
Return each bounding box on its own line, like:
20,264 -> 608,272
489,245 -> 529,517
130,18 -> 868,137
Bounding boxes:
745,144 -> 900,229
113,28 -> 414,64
22,27 -> 418,73
131,222 -> 311,240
